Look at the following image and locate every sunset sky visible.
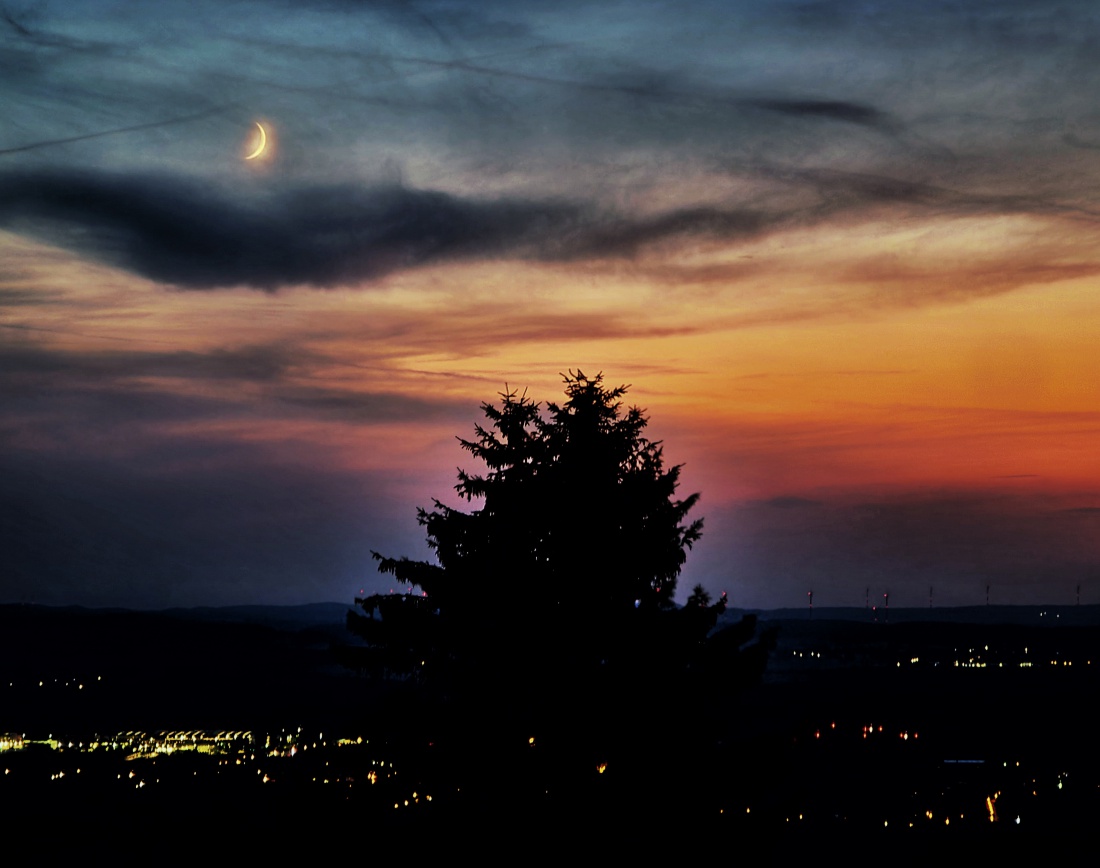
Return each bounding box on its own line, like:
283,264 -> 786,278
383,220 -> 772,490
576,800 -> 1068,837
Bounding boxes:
2,0 -> 1098,609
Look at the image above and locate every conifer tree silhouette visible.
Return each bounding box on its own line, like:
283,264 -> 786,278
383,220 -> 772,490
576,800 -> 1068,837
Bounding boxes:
345,371 -> 773,820
349,371 -> 722,690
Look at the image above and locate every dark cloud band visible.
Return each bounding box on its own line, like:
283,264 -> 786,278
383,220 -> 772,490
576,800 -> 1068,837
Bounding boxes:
0,169 -> 774,289
3,163 -> 1091,297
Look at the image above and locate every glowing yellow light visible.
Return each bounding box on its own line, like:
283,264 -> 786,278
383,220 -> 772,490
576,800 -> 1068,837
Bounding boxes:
597,762 -> 607,774
244,122 -> 268,160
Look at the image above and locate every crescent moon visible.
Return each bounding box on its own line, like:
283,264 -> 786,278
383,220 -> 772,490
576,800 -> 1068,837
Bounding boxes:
245,122 -> 267,160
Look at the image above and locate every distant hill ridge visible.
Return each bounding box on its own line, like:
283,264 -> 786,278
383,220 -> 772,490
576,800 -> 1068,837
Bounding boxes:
739,603 -> 1100,627
5,601 -> 1099,630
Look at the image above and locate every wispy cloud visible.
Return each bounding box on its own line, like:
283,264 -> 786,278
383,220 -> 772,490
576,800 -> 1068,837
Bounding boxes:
0,169 -> 776,288
752,495 -> 824,509
5,162 -> 1096,294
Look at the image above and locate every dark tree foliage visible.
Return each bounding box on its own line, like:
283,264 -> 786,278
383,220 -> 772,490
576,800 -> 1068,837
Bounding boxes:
345,371 -> 773,821
687,583 -> 713,607
349,371 -> 728,686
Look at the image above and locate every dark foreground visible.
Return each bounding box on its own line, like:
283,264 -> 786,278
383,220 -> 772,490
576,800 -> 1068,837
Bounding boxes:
2,604 -> 1098,859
